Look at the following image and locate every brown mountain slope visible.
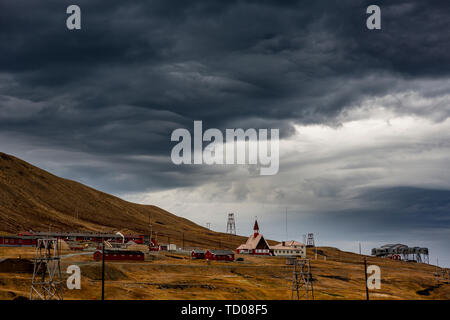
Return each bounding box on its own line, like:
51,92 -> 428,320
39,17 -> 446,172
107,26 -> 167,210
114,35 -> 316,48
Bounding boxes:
0,152 -> 247,248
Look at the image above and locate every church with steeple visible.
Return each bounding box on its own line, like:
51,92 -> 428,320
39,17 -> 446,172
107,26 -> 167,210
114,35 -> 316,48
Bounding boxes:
236,219 -> 271,255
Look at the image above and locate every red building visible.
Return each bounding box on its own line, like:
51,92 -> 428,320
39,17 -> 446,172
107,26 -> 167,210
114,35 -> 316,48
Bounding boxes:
0,235 -> 37,247
93,249 -> 145,261
67,243 -> 85,251
205,250 -> 235,261
191,249 -> 206,259
236,219 -> 271,255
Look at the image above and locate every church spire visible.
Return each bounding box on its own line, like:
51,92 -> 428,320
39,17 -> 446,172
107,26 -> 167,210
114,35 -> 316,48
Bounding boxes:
253,219 -> 259,237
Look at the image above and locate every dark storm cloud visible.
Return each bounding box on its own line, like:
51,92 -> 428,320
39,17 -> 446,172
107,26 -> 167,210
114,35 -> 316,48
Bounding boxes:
1,0 -> 450,192
283,187 -> 450,239
350,187 -> 450,231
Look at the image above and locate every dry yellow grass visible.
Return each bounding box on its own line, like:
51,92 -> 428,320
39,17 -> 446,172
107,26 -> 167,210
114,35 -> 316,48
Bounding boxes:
1,246 -> 448,300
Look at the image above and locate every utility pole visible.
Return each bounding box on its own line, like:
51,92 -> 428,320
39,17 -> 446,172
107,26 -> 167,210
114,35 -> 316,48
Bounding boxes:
149,213 -> 152,240
182,232 -> 185,250
359,242 -> 362,255
102,241 -> 105,300
435,257 -> 440,285
285,208 -> 288,240
364,257 -> 369,300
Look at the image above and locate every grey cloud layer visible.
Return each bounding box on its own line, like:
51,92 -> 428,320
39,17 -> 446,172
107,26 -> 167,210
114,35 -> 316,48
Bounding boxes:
1,0 -> 450,192
1,1 -> 450,262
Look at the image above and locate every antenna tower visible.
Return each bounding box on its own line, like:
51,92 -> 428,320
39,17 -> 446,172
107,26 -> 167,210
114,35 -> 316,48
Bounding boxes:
306,233 -> 315,247
291,258 -> 314,300
30,238 -> 64,300
226,213 -> 236,235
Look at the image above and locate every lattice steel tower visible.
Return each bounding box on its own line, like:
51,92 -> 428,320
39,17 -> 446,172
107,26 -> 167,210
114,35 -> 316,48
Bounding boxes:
30,238 -> 64,300
291,259 -> 314,300
226,213 -> 236,235
307,233 -> 315,247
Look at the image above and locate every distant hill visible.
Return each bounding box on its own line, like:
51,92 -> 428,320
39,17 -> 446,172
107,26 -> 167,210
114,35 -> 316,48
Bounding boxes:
0,152 -> 247,248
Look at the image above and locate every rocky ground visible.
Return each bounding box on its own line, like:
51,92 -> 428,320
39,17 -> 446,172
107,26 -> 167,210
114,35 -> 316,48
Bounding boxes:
1,246 -> 448,300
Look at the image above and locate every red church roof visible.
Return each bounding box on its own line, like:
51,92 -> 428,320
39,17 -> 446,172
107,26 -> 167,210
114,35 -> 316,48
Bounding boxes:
237,219 -> 270,252
236,233 -> 270,251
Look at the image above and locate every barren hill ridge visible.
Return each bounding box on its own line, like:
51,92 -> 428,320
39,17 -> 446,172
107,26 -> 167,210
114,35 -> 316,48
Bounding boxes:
0,152 -> 246,248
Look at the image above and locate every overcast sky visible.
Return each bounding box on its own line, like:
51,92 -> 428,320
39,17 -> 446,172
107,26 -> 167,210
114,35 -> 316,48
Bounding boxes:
1,0 -> 449,266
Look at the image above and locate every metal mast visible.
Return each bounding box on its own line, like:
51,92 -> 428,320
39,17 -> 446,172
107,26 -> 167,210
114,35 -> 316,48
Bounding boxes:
226,213 -> 236,235
291,258 -> 314,300
306,233 -> 315,247
30,238 -> 64,300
